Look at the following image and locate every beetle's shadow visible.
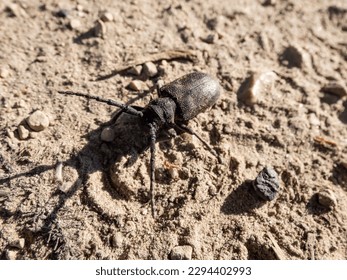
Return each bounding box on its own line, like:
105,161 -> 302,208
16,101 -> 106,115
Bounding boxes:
0,108 -> 156,256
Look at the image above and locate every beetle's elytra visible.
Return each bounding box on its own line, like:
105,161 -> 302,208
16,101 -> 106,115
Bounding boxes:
58,71 -> 221,218
159,72 -> 220,121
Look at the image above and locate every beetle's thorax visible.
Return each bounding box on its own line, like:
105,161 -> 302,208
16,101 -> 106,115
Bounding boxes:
143,97 -> 176,127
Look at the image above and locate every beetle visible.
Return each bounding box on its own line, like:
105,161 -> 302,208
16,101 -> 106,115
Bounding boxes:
58,71 -> 221,217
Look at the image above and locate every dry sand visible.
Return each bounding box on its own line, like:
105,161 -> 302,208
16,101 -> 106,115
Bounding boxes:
0,0 -> 346,259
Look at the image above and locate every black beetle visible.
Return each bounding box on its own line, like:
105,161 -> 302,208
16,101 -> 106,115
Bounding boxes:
58,71 -> 221,217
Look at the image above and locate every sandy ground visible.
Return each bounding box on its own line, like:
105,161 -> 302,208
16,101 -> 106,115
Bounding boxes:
0,0 -> 346,260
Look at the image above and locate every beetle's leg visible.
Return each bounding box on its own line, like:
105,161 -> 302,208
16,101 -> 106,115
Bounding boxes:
149,123 -> 158,218
58,91 -> 143,117
173,123 -> 222,163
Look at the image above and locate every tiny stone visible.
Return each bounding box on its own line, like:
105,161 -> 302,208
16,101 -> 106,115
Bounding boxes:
170,245 -> 193,260
169,168 -> 179,181
223,124 -> 232,134
94,19 -> 106,38
18,125 -> 29,140
55,162 -> 63,183
14,99 -> 27,108
127,65 -> 142,76
5,250 -> 16,260
10,238 -> 25,249
0,66 -> 10,78
142,62 -> 158,78
253,166 -> 280,201
76,5 -> 84,12
239,71 -> 277,105
308,113 -> 320,127
101,127 -> 115,142
208,185 -> 217,196
59,182 -> 71,193
128,80 -> 147,91
100,11 -> 114,22
156,79 -> 165,89
26,110 -> 49,132
69,18 -> 81,30
111,232 -> 123,248
317,189 -> 337,209
321,82 -> 347,98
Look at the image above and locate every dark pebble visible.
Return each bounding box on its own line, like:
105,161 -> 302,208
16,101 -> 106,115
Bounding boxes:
253,166 -> 280,201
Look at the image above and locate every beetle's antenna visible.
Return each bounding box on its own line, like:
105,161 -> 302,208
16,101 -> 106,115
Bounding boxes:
58,90 -> 143,117
174,123 -> 222,164
149,123 -> 158,218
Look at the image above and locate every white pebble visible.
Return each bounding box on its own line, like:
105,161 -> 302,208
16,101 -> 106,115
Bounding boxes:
5,250 -> 16,260
143,62 -> 158,78
69,19 -> 81,30
26,110 -> 50,132
55,162 -> 63,183
308,113 -> 320,127
128,80 -> 147,91
0,66 -> 10,78
111,232 -> 123,248
170,245 -> 193,260
18,125 -> 29,140
100,11 -> 114,22
240,71 -> 277,105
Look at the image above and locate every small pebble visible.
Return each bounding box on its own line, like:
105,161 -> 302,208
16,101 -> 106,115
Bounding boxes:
111,232 -> 123,248
208,185 -> 217,196
317,189 -> 337,209
94,19 -> 106,38
26,110 -> 49,132
0,66 -> 10,78
100,11 -> 114,22
127,65 -> 142,76
69,18 -> 81,30
321,82 -> 347,98
55,162 -> 63,183
59,181 -> 72,193
5,250 -> 16,260
101,127 -> 115,142
14,99 -> 27,108
170,245 -> 193,260
10,238 -> 25,249
308,113 -> 320,127
142,62 -> 158,78
169,168 -> 179,181
240,71 -> 277,105
18,125 -> 29,140
128,80 -> 147,91
253,166 -> 280,201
